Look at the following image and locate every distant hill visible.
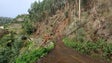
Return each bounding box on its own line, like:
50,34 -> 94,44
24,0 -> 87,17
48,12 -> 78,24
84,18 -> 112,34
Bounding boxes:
0,17 -> 13,25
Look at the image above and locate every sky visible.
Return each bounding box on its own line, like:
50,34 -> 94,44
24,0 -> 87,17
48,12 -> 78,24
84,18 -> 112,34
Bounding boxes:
0,0 -> 42,18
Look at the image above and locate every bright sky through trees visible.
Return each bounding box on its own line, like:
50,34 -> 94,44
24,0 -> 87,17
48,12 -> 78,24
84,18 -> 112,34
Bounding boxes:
0,0 -> 42,18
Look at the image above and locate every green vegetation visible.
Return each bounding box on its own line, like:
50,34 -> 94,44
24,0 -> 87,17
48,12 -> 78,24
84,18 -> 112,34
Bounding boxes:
0,7 -> 53,63
28,0 -> 94,22
63,37 -> 112,61
0,31 -> 54,63
1,0 -> 112,63
16,48 -> 46,63
0,32 -> 24,63
13,14 -> 28,23
0,17 -> 13,26
22,19 -> 36,35
0,15 -> 54,63
28,0 -> 67,22
15,42 -> 54,63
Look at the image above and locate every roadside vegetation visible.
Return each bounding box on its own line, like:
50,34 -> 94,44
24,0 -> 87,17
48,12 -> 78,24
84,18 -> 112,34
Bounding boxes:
63,37 -> 112,62
0,29 -> 54,63
0,14 -> 54,63
15,41 -> 54,63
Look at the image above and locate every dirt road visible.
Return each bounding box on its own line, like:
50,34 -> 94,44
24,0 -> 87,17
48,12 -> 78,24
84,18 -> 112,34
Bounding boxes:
37,36 -> 106,63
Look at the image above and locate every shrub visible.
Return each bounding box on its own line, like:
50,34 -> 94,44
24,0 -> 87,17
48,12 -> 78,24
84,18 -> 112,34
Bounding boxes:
15,42 -> 54,63
22,20 -> 36,35
63,37 -> 112,61
102,43 -> 112,61
0,47 -> 12,63
16,48 -> 46,63
0,32 -> 24,63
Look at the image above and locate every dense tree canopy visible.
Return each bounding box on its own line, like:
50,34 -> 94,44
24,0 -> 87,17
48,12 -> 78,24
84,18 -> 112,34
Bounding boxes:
28,0 -> 67,22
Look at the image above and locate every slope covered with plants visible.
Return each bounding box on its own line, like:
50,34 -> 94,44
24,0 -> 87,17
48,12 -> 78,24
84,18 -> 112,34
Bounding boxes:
28,0 -> 112,62
0,0 -> 112,63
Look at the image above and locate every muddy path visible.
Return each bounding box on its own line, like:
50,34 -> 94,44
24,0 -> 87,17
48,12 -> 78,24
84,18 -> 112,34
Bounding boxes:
37,36 -> 106,63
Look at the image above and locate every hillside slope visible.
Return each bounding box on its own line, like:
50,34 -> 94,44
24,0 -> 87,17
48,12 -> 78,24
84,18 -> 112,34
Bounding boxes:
29,0 -> 112,63
1,0 -> 111,63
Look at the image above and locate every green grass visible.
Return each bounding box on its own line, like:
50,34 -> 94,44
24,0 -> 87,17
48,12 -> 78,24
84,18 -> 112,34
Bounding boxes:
16,48 -> 46,63
63,37 -> 112,62
15,41 -> 54,63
